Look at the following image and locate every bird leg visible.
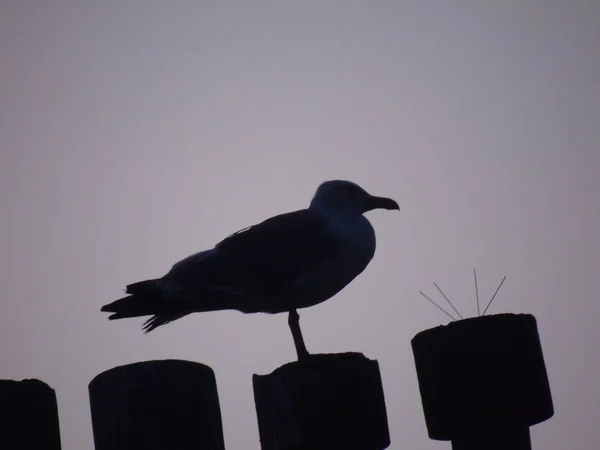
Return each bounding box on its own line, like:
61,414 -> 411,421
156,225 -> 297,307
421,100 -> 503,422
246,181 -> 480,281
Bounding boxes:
288,309 -> 310,361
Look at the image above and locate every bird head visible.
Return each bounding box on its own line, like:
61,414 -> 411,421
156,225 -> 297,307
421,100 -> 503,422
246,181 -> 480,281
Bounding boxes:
310,180 -> 400,214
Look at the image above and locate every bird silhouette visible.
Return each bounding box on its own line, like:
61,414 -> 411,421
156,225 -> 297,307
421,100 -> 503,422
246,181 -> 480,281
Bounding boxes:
101,180 -> 399,358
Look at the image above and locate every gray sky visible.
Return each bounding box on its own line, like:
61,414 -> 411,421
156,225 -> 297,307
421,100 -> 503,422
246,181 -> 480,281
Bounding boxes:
1,2 -> 599,449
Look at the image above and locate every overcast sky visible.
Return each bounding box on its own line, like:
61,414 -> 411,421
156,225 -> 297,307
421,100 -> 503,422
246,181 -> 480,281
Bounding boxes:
1,2 -> 599,449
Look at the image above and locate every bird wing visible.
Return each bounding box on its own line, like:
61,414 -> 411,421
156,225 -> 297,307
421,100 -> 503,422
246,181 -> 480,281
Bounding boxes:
165,209 -> 341,300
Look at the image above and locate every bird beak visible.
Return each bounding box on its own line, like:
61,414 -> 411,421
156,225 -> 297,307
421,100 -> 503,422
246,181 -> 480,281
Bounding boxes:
367,195 -> 400,212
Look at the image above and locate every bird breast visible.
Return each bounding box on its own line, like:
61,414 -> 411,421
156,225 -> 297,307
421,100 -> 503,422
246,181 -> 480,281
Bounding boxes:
280,214 -> 377,311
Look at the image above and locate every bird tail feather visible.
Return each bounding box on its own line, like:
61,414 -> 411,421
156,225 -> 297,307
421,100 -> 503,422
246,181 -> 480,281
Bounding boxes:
125,279 -> 161,295
101,278 -> 232,333
141,314 -> 184,333
101,278 -> 185,332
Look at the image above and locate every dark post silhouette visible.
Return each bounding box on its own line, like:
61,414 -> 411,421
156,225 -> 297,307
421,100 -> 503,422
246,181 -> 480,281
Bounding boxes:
89,359 -> 225,450
411,313 -> 554,450
0,379 -> 62,450
253,352 -> 390,450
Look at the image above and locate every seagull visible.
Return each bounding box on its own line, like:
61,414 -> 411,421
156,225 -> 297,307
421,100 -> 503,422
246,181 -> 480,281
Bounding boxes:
101,180 -> 399,359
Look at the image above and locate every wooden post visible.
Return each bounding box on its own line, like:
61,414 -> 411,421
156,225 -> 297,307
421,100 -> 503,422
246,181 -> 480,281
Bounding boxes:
253,352 -> 390,450
411,313 -> 554,449
89,359 -> 225,450
0,379 -> 62,450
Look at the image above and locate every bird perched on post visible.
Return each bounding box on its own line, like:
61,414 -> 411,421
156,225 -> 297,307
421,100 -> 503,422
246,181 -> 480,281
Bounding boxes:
101,180 -> 399,358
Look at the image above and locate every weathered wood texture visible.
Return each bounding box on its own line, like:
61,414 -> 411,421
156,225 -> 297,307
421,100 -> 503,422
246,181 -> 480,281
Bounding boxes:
89,359 -> 225,450
0,378 -> 62,450
411,313 -> 554,450
253,352 -> 390,450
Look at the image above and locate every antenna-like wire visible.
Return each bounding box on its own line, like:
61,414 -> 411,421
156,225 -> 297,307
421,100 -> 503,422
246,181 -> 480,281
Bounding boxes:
433,282 -> 463,319
482,275 -> 507,316
474,269 -> 480,316
419,291 -> 457,321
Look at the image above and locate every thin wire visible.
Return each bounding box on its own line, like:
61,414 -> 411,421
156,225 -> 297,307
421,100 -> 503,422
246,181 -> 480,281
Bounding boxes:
474,269 -> 480,317
433,282 -> 463,319
419,290 -> 457,321
482,275 -> 507,316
